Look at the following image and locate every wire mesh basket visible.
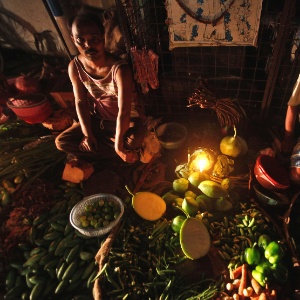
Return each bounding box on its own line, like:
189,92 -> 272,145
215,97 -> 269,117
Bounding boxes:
69,193 -> 125,237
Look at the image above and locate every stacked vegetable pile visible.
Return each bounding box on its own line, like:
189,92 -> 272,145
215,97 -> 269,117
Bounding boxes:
0,118 -> 293,300
2,184 -> 223,300
209,203 -> 289,299
158,172 -> 291,299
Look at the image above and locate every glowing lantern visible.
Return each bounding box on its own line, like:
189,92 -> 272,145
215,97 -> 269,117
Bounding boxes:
187,148 -> 216,173
198,157 -> 210,172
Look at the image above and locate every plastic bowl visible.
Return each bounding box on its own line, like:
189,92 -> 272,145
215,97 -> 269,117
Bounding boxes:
69,193 -> 124,237
254,154 -> 290,190
156,122 -> 187,149
7,93 -> 53,124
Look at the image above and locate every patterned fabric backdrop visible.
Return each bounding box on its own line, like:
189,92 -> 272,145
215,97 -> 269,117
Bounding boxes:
165,0 -> 263,49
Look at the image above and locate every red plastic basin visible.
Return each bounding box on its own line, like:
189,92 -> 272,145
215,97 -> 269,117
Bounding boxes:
254,154 -> 290,190
7,93 -> 53,124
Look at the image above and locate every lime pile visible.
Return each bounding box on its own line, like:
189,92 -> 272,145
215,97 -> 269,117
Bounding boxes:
79,199 -> 120,229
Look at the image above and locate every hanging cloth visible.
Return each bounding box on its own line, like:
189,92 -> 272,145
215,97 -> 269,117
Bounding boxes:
130,46 -> 159,95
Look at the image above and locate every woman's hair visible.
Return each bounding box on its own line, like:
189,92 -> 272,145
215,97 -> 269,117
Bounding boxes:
68,12 -> 105,35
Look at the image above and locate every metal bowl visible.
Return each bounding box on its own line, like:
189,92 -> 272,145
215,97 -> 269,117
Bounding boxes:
253,184 -> 289,207
156,122 -> 187,149
69,193 -> 124,237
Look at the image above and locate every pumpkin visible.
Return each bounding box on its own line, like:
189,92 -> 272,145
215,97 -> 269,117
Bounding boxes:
220,126 -> 248,158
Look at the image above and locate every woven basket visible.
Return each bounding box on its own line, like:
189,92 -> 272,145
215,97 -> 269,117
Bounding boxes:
69,193 -> 125,237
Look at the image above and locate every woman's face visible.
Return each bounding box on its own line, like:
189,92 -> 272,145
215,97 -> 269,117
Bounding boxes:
71,22 -> 105,60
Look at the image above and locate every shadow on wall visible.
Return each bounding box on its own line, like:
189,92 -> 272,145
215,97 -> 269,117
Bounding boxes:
0,6 -> 68,56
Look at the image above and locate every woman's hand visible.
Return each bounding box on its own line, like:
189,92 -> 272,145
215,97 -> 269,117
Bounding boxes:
79,135 -> 98,152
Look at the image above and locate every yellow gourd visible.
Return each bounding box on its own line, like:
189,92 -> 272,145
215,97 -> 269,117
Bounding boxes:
220,126 -> 248,158
126,186 -> 166,221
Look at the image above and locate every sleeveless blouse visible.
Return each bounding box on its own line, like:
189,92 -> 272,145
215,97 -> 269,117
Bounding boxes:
74,56 -> 144,121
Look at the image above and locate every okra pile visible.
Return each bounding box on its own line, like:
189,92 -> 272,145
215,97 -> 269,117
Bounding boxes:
100,213 -> 221,300
206,201 -> 281,271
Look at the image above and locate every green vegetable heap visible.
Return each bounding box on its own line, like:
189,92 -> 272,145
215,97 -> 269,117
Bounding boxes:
246,238 -> 288,287
208,200 -> 289,288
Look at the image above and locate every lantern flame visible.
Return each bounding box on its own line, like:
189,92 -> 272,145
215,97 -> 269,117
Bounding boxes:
198,158 -> 209,172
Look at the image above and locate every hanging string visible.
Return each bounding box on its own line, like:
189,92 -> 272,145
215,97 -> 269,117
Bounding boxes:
115,0 -> 135,54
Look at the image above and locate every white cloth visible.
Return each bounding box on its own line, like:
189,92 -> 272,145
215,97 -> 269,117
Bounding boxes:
165,0 -> 263,49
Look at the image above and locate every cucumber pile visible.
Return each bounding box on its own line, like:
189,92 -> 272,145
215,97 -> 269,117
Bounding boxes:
4,183 -> 101,300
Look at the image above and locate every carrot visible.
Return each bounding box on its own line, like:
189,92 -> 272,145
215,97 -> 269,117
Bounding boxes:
238,264 -> 248,298
258,293 -> 268,300
250,296 -> 263,300
248,269 -> 262,295
268,290 -> 277,300
230,265 -> 243,279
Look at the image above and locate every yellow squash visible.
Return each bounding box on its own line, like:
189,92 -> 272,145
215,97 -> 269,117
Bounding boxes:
126,186 -> 166,221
